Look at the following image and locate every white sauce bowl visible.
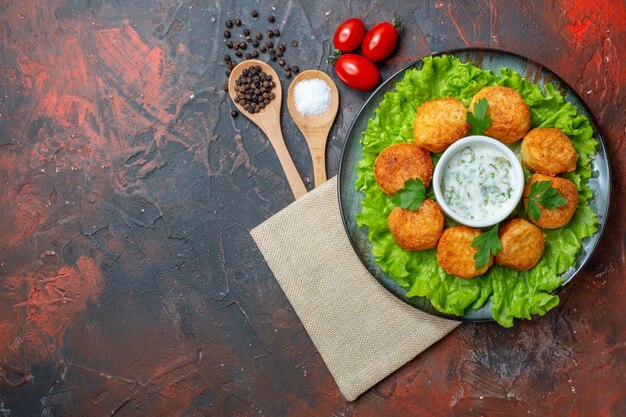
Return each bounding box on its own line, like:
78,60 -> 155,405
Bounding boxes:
432,135 -> 525,228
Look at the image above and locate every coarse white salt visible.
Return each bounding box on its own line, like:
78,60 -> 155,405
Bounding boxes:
293,78 -> 331,116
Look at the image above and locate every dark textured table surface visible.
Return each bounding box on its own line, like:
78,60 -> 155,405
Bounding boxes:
1,1 -> 624,416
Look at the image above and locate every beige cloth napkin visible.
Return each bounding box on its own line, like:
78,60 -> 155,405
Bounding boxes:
251,176 -> 460,401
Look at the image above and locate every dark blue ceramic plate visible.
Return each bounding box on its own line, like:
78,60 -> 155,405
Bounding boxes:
337,48 -> 611,322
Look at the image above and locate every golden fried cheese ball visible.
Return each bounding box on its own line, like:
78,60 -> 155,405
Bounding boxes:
388,199 -> 444,251
374,143 -> 433,196
521,127 -> 578,175
413,98 -> 470,152
523,173 -> 579,229
436,226 -> 492,279
495,219 -> 545,271
469,86 -> 530,144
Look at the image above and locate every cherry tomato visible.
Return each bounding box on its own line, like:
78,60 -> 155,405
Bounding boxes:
362,17 -> 402,62
334,54 -> 380,91
333,18 -> 366,53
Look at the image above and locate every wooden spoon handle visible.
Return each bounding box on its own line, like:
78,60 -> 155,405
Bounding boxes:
267,131 -> 307,199
310,146 -> 327,187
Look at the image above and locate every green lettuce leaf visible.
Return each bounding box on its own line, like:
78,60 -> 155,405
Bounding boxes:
355,55 -> 598,327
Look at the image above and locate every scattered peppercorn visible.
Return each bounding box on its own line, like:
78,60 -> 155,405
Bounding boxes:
284,65 -> 291,71
291,40 -> 298,47
225,19 -> 233,28
252,40 -> 259,47
292,65 -> 299,74
223,83 -> 228,92
231,109 -> 238,117
246,36 -> 253,43
255,32 -> 262,40
239,42 -> 246,49
269,53 -> 277,61
235,50 -> 243,57
226,41 -> 233,48
268,15 -> 275,23
251,10 -> 258,18
224,30 -> 231,38
285,71 -> 292,78
245,53 -> 252,59
243,28 -> 250,36
251,50 -> 259,58
234,19 -> 242,26
259,45 -> 267,53
273,29 -> 280,37
278,43 -> 285,51
266,41 -> 274,48
276,50 -> 283,57
266,29 -> 274,38
224,54 -> 231,62
278,59 -> 285,66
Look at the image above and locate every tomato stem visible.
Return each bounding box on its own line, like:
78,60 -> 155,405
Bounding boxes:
326,48 -> 342,66
391,16 -> 402,29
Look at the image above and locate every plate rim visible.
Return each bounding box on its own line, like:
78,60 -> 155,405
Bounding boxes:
337,46 -> 613,323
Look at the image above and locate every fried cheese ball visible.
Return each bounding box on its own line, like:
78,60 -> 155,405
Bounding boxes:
388,199 -> 444,251
436,226 -> 492,279
521,127 -> 578,175
413,98 -> 470,152
469,86 -> 530,144
495,219 -> 545,271
523,173 -> 579,229
374,143 -> 433,196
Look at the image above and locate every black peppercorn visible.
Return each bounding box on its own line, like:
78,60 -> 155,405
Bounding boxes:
278,43 -> 285,51
226,19 -> 233,28
244,53 -> 252,59
259,45 -> 266,53
269,53 -> 276,61
224,54 -> 231,61
252,40 -> 259,47
234,19 -> 241,26
278,59 -> 285,66
273,29 -> 280,37
291,40 -> 298,47
266,41 -> 274,48
266,30 -> 274,38
231,110 -> 238,117
285,71 -> 291,78
255,32 -> 262,40
224,30 -> 231,38
223,83 -> 228,92
226,41 -> 233,48
235,50 -> 242,57
251,10 -> 258,18
292,65 -> 299,74
233,43 -> 239,50
268,15 -> 275,23
251,50 -> 259,58
276,50 -> 283,57
284,65 -> 291,71
243,28 -> 250,36
239,42 -> 246,49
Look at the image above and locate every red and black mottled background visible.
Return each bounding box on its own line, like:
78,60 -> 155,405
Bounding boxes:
0,0 -> 624,416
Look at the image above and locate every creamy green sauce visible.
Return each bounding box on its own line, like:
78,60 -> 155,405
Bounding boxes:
442,144 -> 514,221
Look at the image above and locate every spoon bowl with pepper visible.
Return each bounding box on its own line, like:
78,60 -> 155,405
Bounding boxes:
228,59 -> 307,199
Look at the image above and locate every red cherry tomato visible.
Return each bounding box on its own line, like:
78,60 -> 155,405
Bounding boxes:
334,54 -> 380,91
362,17 -> 401,62
333,18 -> 366,53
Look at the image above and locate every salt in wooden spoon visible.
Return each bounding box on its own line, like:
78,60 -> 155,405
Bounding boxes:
228,60 -> 307,199
287,70 -> 339,187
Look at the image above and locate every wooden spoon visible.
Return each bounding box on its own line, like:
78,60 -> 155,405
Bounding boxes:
287,70 -> 339,187
228,59 -> 307,199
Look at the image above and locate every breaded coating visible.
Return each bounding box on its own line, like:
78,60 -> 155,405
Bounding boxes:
523,173 -> 579,229
470,86 -> 530,144
521,127 -> 578,175
388,199 -> 444,251
413,98 -> 470,152
374,143 -> 433,196
436,226 -> 492,279
495,219 -> 545,271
